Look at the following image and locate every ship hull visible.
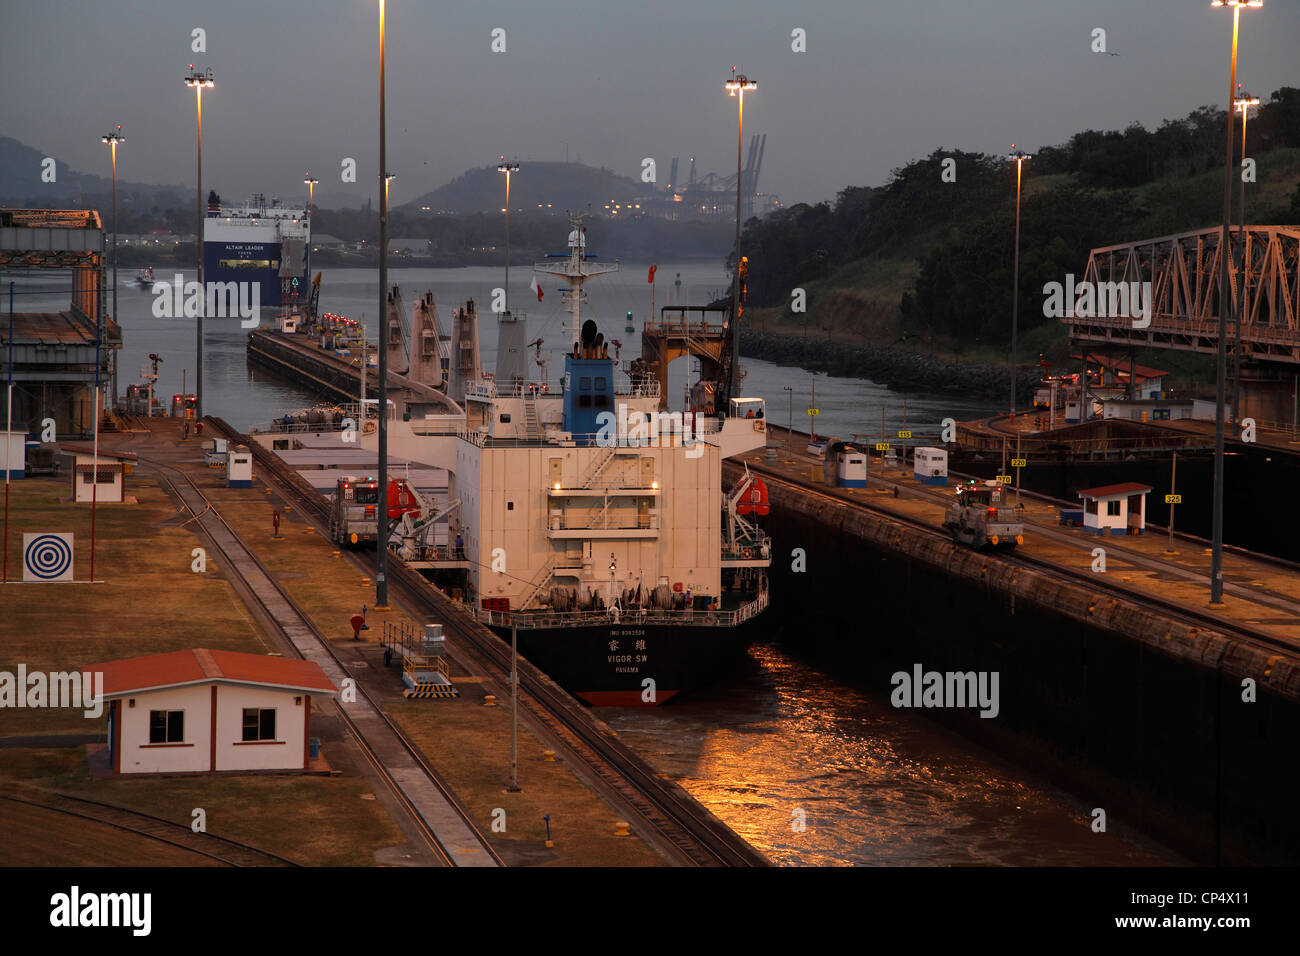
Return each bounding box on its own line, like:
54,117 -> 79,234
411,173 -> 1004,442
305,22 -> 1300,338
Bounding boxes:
203,239 -> 308,308
489,619 -> 756,706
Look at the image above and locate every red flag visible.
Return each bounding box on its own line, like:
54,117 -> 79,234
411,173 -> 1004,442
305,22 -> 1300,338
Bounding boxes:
648,264 -> 657,284
530,276 -> 543,301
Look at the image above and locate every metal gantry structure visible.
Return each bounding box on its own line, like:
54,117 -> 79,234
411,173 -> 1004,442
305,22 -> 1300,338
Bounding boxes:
1066,225 -> 1300,364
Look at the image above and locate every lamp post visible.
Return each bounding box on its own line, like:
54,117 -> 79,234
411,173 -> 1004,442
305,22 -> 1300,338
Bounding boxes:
1006,146 -> 1031,476
1209,0 -> 1261,606
725,68 -> 756,403
376,0 -> 390,609
102,126 -> 123,405
497,158 -> 519,314
303,174 -> 318,288
783,385 -> 793,448
1231,88 -> 1259,426
184,65 -> 213,420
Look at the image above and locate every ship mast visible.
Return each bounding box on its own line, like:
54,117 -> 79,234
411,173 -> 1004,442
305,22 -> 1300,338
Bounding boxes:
533,211 -> 619,351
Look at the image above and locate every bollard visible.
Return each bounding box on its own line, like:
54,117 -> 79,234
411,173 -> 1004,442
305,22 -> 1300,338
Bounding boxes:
332,551 -> 341,559
542,749 -> 556,762
484,694 -> 497,706
615,821 -> 630,836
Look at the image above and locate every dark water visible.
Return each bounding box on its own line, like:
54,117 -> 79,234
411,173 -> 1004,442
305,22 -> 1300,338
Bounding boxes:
598,642 -> 1179,867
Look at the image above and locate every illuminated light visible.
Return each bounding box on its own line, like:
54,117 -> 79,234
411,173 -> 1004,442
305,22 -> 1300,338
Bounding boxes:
553,482 -> 561,491
651,481 -> 659,489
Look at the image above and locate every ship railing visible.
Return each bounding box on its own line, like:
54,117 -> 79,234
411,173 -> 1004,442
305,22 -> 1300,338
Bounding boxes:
262,418 -> 350,435
466,380 -> 558,399
465,378 -> 660,400
455,428 -> 489,447
473,591 -> 770,630
642,320 -> 728,338
553,513 -> 661,532
721,536 -> 772,562
614,379 -> 660,399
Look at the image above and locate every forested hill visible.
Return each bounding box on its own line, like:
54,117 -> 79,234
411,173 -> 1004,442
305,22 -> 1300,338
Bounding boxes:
736,88 -> 1300,362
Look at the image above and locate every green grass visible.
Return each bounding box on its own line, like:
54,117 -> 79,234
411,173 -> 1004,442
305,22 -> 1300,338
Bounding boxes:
0,475 -> 270,736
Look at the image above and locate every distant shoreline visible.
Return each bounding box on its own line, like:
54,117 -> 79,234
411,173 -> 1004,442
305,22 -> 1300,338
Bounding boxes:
739,327 -> 1038,402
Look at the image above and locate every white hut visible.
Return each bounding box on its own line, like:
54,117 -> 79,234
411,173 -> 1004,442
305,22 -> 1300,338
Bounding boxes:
1077,482 -> 1152,535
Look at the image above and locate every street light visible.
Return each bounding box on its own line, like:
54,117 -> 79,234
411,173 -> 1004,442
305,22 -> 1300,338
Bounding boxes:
783,385 -> 793,448
725,67 -> 756,403
1231,87 -> 1259,426
1209,0 -> 1261,606
304,174 -> 318,294
303,174 -> 318,217
1005,146 -> 1031,477
184,64 -> 214,420
1008,147 -> 1029,408
101,125 -> 124,402
376,0 -> 390,609
497,157 -> 519,314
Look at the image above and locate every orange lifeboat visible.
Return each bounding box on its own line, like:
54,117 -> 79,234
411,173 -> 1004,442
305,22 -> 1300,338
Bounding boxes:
736,476 -> 770,517
386,479 -> 421,520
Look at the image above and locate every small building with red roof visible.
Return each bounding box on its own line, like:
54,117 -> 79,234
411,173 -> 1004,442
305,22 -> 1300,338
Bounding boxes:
1076,482 -> 1153,536
87,648 -> 336,775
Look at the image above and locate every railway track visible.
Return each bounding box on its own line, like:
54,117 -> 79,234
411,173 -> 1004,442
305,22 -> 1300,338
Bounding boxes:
205,417 -> 768,867
0,791 -> 298,866
739,444 -> 1300,661
123,429 -> 501,868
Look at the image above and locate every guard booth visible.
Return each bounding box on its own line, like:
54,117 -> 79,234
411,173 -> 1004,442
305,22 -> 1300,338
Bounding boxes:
1076,482 -> 1151,535
1,432 -> 26,479
226,444 -> 253,488
836,444 -> 867,488
913,447 -> 948,485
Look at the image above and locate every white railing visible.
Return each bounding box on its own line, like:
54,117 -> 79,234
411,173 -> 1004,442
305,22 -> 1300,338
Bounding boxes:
474,589 -> 769,630
464,378 -> 660,399
553,513 -> 660,532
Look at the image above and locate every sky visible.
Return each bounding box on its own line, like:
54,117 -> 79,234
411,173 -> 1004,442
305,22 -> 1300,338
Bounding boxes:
2,0 -> 1297,210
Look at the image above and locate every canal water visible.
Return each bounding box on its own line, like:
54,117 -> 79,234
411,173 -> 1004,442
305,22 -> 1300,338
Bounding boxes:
596,641 -> 1178,867
6,261 -> 1175,865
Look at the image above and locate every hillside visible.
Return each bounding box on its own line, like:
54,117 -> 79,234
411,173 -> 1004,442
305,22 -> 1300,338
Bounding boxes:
739,88 -> 1300,375
0,136 -> 189,209
403,161 -> 649,215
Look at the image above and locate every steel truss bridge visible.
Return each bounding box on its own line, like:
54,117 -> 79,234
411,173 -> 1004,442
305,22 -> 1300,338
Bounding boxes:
1066,225 -> 1300,364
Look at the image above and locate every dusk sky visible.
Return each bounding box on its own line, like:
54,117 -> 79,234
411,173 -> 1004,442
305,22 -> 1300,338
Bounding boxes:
3,0 -> 1298,209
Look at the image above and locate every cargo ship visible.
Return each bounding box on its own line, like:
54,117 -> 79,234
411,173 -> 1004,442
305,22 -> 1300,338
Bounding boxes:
202,191 -> 309,309
258,215 -> 772,704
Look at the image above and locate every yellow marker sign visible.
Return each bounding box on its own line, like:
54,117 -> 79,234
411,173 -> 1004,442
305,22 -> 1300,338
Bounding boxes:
1011,458 -> 1027,468
1165,494 -> 1182,505
875,442 -> 890,452
897,430 -> 912,439
996,474 -> 1012,484
807,408 -> 819,416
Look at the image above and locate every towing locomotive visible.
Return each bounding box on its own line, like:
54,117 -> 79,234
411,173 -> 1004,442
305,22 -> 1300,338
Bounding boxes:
329,475 -> 435,556
943,479 -> 1024,550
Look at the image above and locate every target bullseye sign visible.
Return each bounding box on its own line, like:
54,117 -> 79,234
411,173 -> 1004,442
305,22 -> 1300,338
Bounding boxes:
23,533 -> 74,582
